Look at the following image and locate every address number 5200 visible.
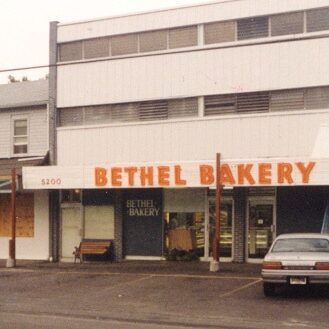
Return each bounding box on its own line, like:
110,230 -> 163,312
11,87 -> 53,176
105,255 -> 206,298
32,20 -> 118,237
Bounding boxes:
41,178 -> 62,186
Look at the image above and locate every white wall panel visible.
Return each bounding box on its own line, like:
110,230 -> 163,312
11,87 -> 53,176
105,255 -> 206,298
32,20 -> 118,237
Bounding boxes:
57,110 -> 329,166
57,0 -> 329,42
57,38 -> 329,108
0,191 -> 49,260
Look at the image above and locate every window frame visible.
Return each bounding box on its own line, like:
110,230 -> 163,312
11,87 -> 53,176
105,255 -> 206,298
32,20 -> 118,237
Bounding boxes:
12,115 -> 29,156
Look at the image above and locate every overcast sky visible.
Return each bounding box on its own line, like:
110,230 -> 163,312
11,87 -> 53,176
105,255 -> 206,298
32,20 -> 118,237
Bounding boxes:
0,0 -> 213,84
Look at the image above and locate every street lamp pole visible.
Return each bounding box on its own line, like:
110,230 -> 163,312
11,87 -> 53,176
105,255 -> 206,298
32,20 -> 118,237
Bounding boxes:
6,168 -> 16,268
210,153 -> 222,272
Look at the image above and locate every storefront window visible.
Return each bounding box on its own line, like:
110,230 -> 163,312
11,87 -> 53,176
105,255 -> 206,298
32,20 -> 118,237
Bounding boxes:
165,212 -> 205,256
209,200 -> 233,258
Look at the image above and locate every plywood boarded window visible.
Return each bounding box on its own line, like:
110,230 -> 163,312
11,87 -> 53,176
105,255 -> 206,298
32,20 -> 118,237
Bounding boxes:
204,21 -> 236,44
111,34 -> 138,56
237,16 -> 269,40
307,7 -> 329,32
84,205 -> 114,239
169,26 -> 198,49
84,37 -> 110,59
0,194 -> 34,237
58,42 -> 83,62
271,12 -> 304,36
139,30 -> 168,53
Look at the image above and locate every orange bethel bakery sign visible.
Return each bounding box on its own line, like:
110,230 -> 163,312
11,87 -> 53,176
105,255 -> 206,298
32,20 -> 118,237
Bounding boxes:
94,162 -> 316,187
23,159 -> 328,189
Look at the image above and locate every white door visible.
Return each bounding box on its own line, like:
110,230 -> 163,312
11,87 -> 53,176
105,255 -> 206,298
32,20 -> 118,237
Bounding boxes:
61,207 -> 82,259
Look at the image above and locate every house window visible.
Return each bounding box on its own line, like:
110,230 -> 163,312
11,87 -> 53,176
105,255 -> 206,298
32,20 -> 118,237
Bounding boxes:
13,119 -> 28,154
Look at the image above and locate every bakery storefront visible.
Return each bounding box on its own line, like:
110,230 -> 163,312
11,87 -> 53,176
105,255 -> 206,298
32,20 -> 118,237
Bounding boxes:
23,158 -> 329,262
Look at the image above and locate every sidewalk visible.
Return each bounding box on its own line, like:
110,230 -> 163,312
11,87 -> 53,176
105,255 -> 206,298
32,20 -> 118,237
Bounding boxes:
0,259 -> 262,277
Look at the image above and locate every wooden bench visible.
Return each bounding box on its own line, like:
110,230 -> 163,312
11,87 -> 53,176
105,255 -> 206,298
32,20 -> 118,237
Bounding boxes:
73,241 -> 112,263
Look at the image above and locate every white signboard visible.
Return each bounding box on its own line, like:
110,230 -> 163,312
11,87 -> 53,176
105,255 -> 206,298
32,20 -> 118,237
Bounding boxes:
23,158 -> 329,189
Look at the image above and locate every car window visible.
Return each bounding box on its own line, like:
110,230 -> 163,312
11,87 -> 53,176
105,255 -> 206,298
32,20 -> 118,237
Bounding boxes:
272,238 -> 329,252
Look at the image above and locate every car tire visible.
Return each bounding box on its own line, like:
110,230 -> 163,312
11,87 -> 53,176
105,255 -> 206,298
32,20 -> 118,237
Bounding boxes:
263,282 -> 276,297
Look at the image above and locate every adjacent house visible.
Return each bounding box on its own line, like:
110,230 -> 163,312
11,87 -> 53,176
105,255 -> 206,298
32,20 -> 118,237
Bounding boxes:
0,80 -> 49,260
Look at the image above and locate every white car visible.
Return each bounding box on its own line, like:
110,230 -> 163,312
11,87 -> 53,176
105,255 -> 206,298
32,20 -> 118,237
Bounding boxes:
261,233 -> 329,296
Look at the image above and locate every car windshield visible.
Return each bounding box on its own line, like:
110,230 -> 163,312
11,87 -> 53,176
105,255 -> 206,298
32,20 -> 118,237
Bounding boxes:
272,238 -> 329,253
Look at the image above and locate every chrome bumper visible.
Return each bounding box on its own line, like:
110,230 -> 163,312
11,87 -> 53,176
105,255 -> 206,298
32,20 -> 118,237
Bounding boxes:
262,269 -> 329,284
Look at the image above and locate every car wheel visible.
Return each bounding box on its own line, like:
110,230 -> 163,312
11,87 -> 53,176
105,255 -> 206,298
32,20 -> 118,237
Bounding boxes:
263,282 -> 276,297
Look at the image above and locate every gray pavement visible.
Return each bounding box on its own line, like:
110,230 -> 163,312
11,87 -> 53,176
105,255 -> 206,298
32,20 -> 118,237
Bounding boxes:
0,260 -> 329,329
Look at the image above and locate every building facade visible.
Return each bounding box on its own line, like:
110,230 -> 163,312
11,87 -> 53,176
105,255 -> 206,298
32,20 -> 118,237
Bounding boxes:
24,0 -> 329,263
0,80 -> 49,260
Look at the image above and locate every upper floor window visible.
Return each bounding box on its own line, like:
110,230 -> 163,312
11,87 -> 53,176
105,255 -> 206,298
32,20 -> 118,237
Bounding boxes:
13,119 -> 28,155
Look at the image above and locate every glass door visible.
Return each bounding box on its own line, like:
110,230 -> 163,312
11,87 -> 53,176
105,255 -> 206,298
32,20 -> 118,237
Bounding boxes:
209,199 -> 233,259
247,200 -> 276,260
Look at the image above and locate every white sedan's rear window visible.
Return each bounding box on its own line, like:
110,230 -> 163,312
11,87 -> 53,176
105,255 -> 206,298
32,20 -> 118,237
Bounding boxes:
272,238 -> 329,252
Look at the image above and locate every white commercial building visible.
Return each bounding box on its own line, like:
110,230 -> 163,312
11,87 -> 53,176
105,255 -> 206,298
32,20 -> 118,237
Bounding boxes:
24,0 -> 329,262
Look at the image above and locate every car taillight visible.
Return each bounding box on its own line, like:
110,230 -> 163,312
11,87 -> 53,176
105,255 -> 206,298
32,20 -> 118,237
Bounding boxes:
315,262 -> 329,270
262,261 -> 282,270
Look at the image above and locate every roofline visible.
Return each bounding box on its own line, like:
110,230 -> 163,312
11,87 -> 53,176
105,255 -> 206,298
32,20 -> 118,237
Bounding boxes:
57,0 -> 244,27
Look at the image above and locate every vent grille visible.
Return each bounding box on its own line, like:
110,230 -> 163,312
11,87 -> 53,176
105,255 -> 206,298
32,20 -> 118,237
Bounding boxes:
111,34 -> 138,56
307,7 -> 329,32
139,100 -> 168,121
58,42 -> 83,62
248,187 -> 276,196
237,16 -> 269,40
84,106 -> 111,124
59,108 -> 84,126
205,95 -> 236,115
271,12 -> 304,36
139,30 -> 168,53
111,103 -> 139,122
270,90 -> 304,112
84,38 -> 109,59
237,92 -> 270,113
168,98 -> 198,118
169,26 -> 198,49
204,21 -> 236,44
305,87 -> 329,110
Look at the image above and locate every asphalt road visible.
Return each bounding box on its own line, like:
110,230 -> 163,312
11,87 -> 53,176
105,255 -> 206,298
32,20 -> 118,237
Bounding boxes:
0,263 -> 329,329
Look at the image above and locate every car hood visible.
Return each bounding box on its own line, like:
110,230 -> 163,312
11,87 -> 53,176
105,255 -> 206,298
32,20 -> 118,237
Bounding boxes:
265,252 -> 329,263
